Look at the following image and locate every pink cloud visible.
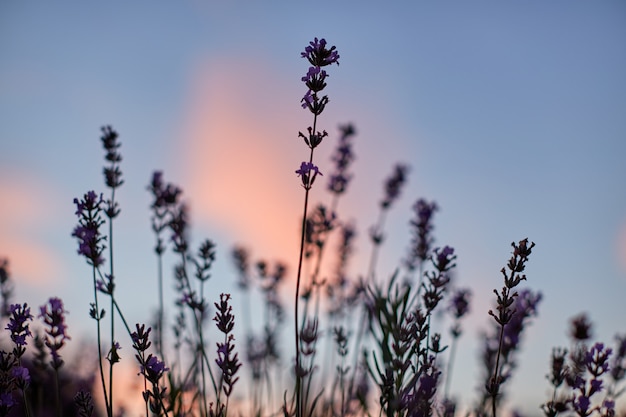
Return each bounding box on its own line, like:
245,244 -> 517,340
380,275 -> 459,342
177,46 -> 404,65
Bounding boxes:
177,54 -> 414,290
180,57 -> 322,270
0,173 -> 66,288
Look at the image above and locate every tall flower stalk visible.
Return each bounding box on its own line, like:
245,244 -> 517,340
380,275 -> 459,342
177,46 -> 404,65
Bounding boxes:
294,37 -> 339,417
101,125 -> 123,417
72,190 -> 110,416
487,238 -> 535,417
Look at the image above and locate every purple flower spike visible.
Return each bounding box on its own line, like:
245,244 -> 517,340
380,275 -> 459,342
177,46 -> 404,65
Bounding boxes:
301,37 -> 340,67
586,342 -> 612,378
433,246 -> 456,272
380,164 -> 409,209
72,191 -> 106,267
39,297 -> 71,369
6,303 -> 33,356
449,288 -> 472,320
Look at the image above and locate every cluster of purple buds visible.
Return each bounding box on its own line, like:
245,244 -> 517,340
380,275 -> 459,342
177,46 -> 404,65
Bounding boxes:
131,323 -> 152,352
95,273 -> 115,295
101,125 -> 123,218
101,126 -> 123,189
0,349 -> 30,414
300,318 -> 319,357
328,124 -> 356,195
405,199 -> 438,271
138,353 -> 169,413
295,161 -> 323,190
570,343 -> 614,417
448,288 -> 471,338
231,246 -> 250,290
140,354 -> 168,383
304,204 -> 336,257
570,313 -> 593,342
72,191 -> 106,267
169,202 -> 189,254
433,246 -> 456,273
489,238 -> 536,328
39,297 -> 71,370
193,239 -> 216,282
300,37 -> 339,115
148,171 -> 182,211
381,164 -> 409,209
214,294 -> 242,397
5,303 -> 33,358
148,171 -> 184,255
421,246 -> 455,313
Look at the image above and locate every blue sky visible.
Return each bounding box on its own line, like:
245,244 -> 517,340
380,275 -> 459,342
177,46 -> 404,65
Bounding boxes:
1,1 -> 625,414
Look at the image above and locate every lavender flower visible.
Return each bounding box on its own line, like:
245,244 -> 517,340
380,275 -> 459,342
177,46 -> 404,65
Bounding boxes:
72,191 -> 106,267
301,37 -> 340,67
380,164 -> 409,209
5,303 -> 33,357
11,366 -> 30,389
148,171 -> 182,211
131,323 -> 152,352
74,390 -> 95,417
214,294 -> 242,405
169,202 -> 189,254
586,342 -> 612,378
448,288 -> 472,338
570,313 -> 593,342
39,297 -> 71,369
327,124 -> 356,196
298,126 -> 328,150
101,126 -> 123,188
304,204 -> 336,259
231,246 -> 250,289
101,125 -> 123,218
404,199 -> 438,272
295,161 -> 323,189
139,354 -> 169,386
300,37 -> 339,114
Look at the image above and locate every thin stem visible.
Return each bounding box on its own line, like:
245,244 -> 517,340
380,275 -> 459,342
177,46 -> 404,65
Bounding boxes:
108,217 -> 115,416
444,334 -> 459,400
491,321 -> 506,417
158,248 -> 165,359
294,185 -> 310,417
92,266 -> 111,417
295,113 -> 318,417
54,368 -> 61,417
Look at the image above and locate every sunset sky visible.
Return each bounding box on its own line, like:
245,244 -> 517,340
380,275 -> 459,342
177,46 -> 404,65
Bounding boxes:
1,1 -> 626,414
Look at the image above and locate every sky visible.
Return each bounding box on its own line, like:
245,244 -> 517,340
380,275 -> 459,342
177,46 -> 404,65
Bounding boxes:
1,1 -> 626,415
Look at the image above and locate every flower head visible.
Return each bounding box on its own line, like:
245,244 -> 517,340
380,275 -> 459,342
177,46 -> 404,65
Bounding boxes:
380,164 -> 409,209
39,297 -> 71,369
433,246 -> 456,272
72,191 -> 106,267
295,161 -> 323,189
6,303 -> 33,355
586,342 -> 612,378
301,37 -> 340,67
449,288 -> 472,320
139,354 -> 169,385
101,125 -> 124,197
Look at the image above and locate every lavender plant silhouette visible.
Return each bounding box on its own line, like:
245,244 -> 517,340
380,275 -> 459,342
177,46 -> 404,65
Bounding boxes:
1,37 -> 625,417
